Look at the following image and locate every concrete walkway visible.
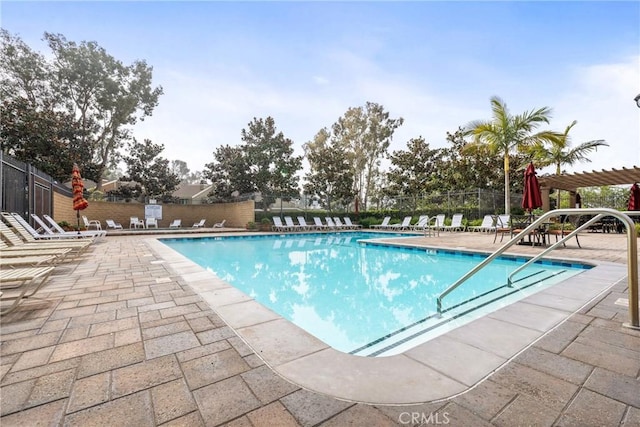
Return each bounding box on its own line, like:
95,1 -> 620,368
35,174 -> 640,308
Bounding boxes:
1,231 -> 638,426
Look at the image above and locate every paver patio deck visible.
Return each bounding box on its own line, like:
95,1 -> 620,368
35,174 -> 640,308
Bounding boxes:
1,230 -> 638,426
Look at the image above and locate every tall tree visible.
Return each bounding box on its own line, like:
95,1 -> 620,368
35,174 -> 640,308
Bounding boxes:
204,145 -> 253,200
385,137 -> 443,211
0,30 -> 163,187
46,33 -> 163,188
170,160 -> 190,183
242,117 -> 302,210
303,128 -> 353,211
332,102 -> 404,210
527,120 -> 608,207
464,96 -> 558,214
121,138 -> 179,199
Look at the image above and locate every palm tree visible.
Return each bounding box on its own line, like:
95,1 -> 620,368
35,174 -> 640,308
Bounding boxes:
529,120 -> 608,207
464,96 -> 559,214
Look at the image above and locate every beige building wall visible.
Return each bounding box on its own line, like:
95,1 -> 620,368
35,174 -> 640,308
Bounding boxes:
52,194 -> 255,229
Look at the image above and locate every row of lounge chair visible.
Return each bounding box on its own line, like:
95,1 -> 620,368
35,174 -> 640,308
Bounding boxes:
372,214 -> 466,233
0,212 -> 103,315
272,216 -> 362,232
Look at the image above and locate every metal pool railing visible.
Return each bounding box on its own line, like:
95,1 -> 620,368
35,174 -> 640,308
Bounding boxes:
436,208 -> 639,330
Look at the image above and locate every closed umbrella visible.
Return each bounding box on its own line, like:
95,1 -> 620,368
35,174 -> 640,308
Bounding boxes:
522,162 -> 542,213
72,163 -> 89,232
628,183 -> 640,211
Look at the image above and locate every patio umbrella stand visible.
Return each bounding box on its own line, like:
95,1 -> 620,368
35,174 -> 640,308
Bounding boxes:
72,163 -> 89,234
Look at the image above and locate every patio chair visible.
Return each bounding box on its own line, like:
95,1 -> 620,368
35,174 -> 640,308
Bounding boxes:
371,216 -> 391,229
297,217 -> 313,231
333,217 -> 348,230
1,266 -> 56,315
1,254 -> 57,268
213,219 -> 226,228
0,217 -> 92,255
41,214 -> 106,238
82,215 -> 102,230
389,216 -> 412,230
284,216 -> 300,231
0,237 -> 74,261
145,217 -> 158,228
493,214 -> 511,243
169,219 -> 182,229
2,213 -> 94,249
548,214 -> 581,248
343,217 -> 362,229
272,216 -> 286,231
130,217 -> 144,229
442,213 -> 465,232
468,215 -> 495,233
313,217 -> 329,230
411,216 -> 430,231
105,219 -> 123,229
325,217 -> 338,230
192,219 -> 206,228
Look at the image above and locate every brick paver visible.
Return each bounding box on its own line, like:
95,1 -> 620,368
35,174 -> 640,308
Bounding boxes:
1,231 -> 638,426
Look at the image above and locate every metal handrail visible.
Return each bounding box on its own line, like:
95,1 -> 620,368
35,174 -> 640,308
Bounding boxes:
436,208 -> 639,329
506,214 -> 606,286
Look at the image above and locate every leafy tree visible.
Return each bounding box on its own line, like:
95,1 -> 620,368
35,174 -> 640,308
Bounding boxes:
303,127 -> 354,211
204,145 -> 253,200
242,117 -> 302,209
527,120 -> 608,207
0,97 -> 87,180
331,102 -> 404,210
45,32 -> 163,188
385,137 -> 443,211
0,30 -> 163,188
0,30 -> 51,105
204,117 -> 302,209
170,160 -> 191,182
121,138 -> 179,199
464,96 -> 559,214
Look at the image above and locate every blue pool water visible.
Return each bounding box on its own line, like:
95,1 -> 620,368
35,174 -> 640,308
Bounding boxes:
161,232 -> 589,356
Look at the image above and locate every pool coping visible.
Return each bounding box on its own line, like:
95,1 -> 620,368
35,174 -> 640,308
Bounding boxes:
146,233 -> 628,405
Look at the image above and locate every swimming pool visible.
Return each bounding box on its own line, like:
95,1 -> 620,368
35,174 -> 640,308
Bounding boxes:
161,231 -> 590,356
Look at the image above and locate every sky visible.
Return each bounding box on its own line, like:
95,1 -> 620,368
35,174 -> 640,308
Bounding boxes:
2,1 -> 639,179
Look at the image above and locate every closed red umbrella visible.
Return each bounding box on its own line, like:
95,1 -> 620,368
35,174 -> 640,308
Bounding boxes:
522,162 -> 542,213
628,183 -> 640,211
72,163 -> 89,231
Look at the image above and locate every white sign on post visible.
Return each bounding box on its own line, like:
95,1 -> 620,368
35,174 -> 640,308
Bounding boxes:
145,204 -> 162,220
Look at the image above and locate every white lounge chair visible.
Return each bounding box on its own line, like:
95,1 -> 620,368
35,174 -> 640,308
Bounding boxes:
3,213 -> 94,247
284,216 -> 300,231
38,214 -> 105,238
468,215 -> 495,233
411,216 -> 430,231
343,217 -> 361,229
145,217 -> 158,228
389,216 -> 412,230
442,213 -> 465,232
313,217 -> 329,230
82,215 -> 102,230
130,217 -> 144,229
169,219 -> 182,228
192,219 -> 206,228
1,265 -> 56,315
325,217 -> 338,230
333,217 -> 348,230
272,217 -> 283,231
371,216 -> 391,229
213,219 -> 226,228
105,219 -> 123,229
297,217 -> 313,231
